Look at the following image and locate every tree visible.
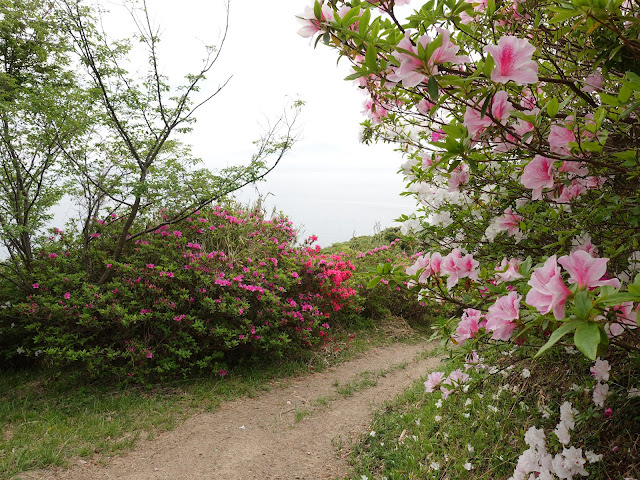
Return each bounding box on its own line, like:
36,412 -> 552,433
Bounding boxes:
0,0 -> 300,289
58,0 -> 301,285
0,0 -> 92,287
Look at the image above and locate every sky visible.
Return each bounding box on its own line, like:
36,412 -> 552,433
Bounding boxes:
53,0 -> 416,246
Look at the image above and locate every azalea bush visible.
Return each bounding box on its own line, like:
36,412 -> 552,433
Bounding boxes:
327,233 -> 447,329
299,0 -> 640,475
1,205 -> 364,381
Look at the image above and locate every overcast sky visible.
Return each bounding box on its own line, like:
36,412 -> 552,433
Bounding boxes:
57,0 -> 416,245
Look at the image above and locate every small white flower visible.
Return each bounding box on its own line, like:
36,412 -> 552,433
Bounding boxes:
488,405 -> 498,413
361,475 -> 368,480
521,368 -> 531,378
585,450 -> 603,463
434,415 -> 442,422
370,431 -> 376,437
467,444 -> 475,453
463,462 -> 473,470
415,418 -> 421,426
464,398 -> 472,407
477,393 -> 484,398
435,399 -> 443,408
430,462 -> 440,470
463,412 -> 471,418
16,347 -> 24,354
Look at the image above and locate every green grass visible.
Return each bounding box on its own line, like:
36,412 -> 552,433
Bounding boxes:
294,406 -> 313,423
334,362 -> 407,398
0,328 -> 425,479
338,346 -> 640,480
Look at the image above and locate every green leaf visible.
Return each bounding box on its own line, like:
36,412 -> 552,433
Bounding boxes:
628,284 -> 640,295
520,256 -> 533,276
313,0 -> 321,20
596,292 -> 640,306
619,85 -> 633,103
365,45 -> 378,71
599,93 -> 620,106
547,98 -> 560,118
574,322 -> 601,360
427,76 -> 439,101
535,321 -> 581,358
483,54 -> 495,78
573,291 -> 592,320
549,9 -> 581,23
367,276 -> 383,289
342,6 -> 361,26
480,93 -> 492,119
359,8 -> 371,36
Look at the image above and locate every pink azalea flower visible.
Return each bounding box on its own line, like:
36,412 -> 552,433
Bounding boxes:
590,358 -> 610,382
485,292 -> 521,341
521,155 -> 555,200
495,258 -> 523,284
459,10 -> 474,24
455,308 -> 483,345
63,292 -> 71,300
296,4 -> 334,38
448,164 -> 470,192
593,381 -> 609,407
417,98 -> 435,114
496,207 -> 523,237
389,32 -> 432,87
571,233 -> 599,256
427,28 -> 470,73
432,129 -> 446,142
582,72 -> 604,92
560,161 -> 589,176
526,255 -> 571,320
464,104 -> 493,138
485,36 -> 538,85
32,283 -> 39,289
557,250 -> 621,290
441,249 -> 479,289
406,254 -> 434,284
548,124 -> 576,155
445,368 -> 471,386
430,252 -> 443,274
424,371 -> 446,393
491,91 -> 513,124
607,302 -> 638,336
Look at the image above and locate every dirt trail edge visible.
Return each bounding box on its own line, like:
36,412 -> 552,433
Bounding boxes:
28,342 -> 441,480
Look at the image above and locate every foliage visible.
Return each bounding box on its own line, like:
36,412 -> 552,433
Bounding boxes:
300,0 -> 640,476
0,0 -> 93,284
341,347 -> 640,479
2,204 -> 365,381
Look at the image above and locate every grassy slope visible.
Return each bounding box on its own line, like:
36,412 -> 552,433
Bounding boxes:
338,345 -> 640,480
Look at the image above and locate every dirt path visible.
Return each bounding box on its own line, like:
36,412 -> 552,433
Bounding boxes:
27,342 -> 441,480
